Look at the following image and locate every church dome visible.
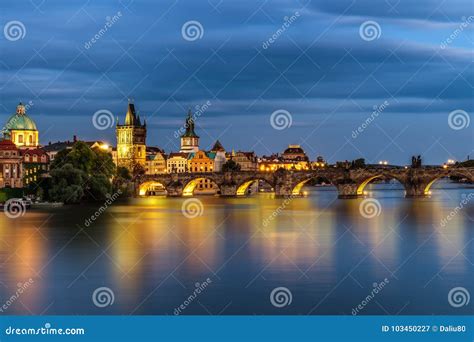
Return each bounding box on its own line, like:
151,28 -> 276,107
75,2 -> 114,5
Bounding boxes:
5,103 -> 38,131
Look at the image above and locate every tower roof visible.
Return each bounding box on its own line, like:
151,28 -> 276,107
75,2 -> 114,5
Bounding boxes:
181,109 -> 199,138
211,140 -> 225,152
125,103 -> 137,125
4,102 -> 38,131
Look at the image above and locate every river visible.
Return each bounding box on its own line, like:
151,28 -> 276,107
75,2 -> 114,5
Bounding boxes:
0,180 -> 472,315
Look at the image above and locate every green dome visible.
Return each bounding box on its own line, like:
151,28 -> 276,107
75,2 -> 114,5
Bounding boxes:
5,103 -> 38,131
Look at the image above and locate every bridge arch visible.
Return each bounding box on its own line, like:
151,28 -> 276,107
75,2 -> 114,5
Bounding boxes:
356,173 -> 406,196
236,178 -> 274,196
291,176 -> 335,196
423,170 -> 472,195
183,177 -> 220,196
138,181 -> 168,196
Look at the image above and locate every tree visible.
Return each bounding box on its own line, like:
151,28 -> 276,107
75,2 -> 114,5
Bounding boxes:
49,164 -> 85,204
222,159 -> 241,172
49,142 -> 116,203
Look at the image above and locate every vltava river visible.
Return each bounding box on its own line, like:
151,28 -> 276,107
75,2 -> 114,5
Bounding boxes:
0,180 -> 472,315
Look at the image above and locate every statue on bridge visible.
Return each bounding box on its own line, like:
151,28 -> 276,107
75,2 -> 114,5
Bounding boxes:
411,155 -> 422,168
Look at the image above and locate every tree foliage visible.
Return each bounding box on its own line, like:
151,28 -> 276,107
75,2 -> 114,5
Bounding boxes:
222,159 -> 241,172
49,142 -> 116,203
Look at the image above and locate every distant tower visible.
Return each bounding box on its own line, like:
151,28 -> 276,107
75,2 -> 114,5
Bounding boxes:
116,101 -> 147,170
180,109 -> 199,153
4,102 -> 39,149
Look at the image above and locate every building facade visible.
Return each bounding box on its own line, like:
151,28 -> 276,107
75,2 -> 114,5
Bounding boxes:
4,103 -> 39,149
259,145 -> 310,171
145,147 -> 167,175
167,152 -> 189,173
188,150 -> 218,194
180,109 -> 199,153
21,148 -> 50,186
0,139 -> 23,188
211,140 -> 226,172
232,151 -> 258,171
116,102 -> 147,171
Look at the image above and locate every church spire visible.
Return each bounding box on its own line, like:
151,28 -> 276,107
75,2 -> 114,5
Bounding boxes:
181,108 -> 199,138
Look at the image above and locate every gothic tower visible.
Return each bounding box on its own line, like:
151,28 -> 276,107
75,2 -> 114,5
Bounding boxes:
116,101 -> 147,171
180,109 -> 199,153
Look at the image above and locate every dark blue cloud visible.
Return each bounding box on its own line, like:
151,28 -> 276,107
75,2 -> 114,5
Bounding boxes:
0,0 -> 472,163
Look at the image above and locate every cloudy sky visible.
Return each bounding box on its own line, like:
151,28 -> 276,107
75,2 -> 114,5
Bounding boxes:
0,0 -> 472,164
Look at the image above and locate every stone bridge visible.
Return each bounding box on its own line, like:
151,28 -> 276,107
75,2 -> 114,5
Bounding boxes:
134,166 -> 474,198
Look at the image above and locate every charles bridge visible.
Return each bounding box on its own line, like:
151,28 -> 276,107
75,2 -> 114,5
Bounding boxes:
134,165 -> 474,198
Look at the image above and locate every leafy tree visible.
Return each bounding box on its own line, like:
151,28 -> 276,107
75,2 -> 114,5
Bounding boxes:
49,142 -> 116,203
49,164 -> 85,204
222,159 -> 241,172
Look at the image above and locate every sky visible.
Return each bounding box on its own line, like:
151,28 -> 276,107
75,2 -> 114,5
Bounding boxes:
0,0 -> 473,164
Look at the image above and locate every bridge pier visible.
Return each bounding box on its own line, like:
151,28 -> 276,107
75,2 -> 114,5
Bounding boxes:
219,184 -> 237,197
166,183 -> 183,197
336,183 -> 360,199
404,184 -> 429,197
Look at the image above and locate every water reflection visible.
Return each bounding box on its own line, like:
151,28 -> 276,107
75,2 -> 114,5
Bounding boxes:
0,181 -> 472,315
